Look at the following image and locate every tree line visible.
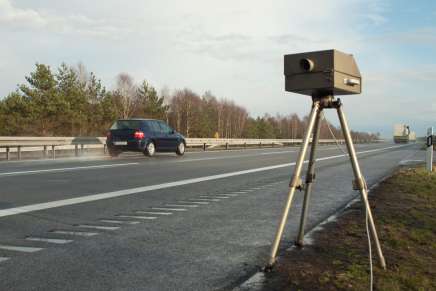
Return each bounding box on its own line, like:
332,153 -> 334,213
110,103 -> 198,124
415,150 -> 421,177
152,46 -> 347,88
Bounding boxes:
0,62 -> 380,141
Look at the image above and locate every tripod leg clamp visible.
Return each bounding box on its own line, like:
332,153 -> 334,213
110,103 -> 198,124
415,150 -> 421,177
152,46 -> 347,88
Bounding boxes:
305,173 -> 316,183
290,177 -> 303,190
352,177 -> 367,191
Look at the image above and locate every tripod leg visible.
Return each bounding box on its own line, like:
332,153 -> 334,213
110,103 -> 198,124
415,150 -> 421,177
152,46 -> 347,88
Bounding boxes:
295,108 -> 323,246
336,104 -> 387,269
267,101 -> 321,267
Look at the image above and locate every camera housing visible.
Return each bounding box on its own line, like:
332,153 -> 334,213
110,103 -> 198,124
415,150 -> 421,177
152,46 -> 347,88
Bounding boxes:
284,49 -> 361,97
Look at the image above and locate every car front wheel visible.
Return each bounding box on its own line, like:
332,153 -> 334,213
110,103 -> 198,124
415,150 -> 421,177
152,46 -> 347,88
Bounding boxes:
144,141 -> 156,157
176,142 -> 185,156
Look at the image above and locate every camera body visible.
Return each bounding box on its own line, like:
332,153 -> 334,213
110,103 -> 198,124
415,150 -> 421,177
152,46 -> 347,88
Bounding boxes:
284,49 -> 361,97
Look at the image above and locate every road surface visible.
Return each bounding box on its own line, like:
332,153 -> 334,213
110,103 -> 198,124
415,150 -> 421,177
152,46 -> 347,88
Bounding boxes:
0,142 -> 421,290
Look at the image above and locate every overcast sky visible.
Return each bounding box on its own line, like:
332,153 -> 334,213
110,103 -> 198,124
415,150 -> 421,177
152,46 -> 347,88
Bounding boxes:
1,0 -> 435,137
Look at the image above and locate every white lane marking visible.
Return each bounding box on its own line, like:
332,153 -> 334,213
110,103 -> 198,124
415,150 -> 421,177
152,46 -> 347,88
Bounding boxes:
117,215 -> 157,220
178,201 -> 209,205
0,162 -> 139,177
0,245 -> 43,252
0,257 -> 9,262
51,230 -> 98,236
165,204 -> 198,208
25,237 -> 73,244
99,219 -> 140,225
199,195 -> 230,199
151,207 -> 187,212
190,198 -> 221,202
216,194 -> 239,197
231,191 -> 250,194
135,211 -> 173,215
0,144 -> 410,219
76,225 -> 120,231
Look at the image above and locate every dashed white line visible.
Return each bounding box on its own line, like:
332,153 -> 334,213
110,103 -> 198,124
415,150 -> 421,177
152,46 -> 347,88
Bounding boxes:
0,162 -> 139,177
165,204 -> 198,208
77,225 -> 120,231
0,144 -> 410,219
190,198 -> 221,202
99,219 -> 140,225
0,257 -> 9,262
117,215 -> 157,220
25,237 -> 73,244
151,207 -> 187,212
0,245 -> 44,253
216,193 -> 239,197
178,201 -> 209,205
135,211 -> 173,216
199,195 -> 230,199
51,230 -> 98,237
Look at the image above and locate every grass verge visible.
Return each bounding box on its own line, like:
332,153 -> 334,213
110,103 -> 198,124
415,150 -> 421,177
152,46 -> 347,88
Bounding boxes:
261,166 -> 436,291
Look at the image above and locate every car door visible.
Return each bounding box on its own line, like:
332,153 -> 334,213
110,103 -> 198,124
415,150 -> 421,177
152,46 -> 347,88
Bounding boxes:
158,121 -> 178,150
148,120 -> 166,150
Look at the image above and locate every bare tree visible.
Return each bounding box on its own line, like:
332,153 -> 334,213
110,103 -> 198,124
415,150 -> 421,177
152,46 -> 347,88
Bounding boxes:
115,73 -> 137,119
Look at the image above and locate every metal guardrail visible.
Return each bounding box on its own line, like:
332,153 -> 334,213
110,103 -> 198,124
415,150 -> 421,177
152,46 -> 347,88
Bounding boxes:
0,136 -> 350,161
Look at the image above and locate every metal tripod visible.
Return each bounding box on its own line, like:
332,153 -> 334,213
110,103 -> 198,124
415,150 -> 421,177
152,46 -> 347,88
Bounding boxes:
267,96 -> 386,270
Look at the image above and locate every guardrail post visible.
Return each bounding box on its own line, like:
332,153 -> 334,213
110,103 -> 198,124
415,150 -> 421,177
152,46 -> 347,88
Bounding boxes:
225,143 -> 228,150
272,142 -> 274,148
6,147 -> 10,160
75,145 -> 79,157
104,144 -> 107,154
51,145 -> 56,159
244,142 -> 246,149
80,144 -> 84,156
259,142 -> 262,148
43,145 -> 48,158
203,143 -> 206,151
17,146 -> 22,160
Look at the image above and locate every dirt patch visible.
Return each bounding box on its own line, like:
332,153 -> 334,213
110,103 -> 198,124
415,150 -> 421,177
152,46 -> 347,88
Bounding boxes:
261,166 -> 436,291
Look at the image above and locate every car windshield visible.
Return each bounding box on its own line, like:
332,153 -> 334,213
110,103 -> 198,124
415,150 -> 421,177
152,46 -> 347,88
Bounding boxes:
110,120 -> 143,130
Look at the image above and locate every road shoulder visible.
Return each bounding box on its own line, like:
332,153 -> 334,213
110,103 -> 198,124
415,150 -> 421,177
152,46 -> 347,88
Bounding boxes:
255,165 -> 436,290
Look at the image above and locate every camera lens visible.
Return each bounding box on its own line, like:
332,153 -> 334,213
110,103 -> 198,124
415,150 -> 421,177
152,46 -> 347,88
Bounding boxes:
300,58 -> 314,72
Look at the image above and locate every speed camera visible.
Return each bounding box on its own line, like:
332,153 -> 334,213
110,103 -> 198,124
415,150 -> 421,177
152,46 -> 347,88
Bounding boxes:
284,49 -> 362,97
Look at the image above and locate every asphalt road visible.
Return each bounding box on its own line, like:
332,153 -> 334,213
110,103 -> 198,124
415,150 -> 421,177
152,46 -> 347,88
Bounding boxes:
0,142 -> 422,290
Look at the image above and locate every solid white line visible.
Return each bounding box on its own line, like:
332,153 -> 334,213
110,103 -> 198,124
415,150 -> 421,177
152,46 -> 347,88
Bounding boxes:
135,211 -> 173,215
0,245 -> 43,252
0,162 -> 139,177
216,194 -> 239,197
165,204 -> 198,208
99,219 -> 140,225
25,237 -> 73,244
0,257 -> 9,262
151,207 -> 187,211
77,225 -> 120,230
51,230 -> 98,236
0,144 -> 410,219
117,215 -> 157,220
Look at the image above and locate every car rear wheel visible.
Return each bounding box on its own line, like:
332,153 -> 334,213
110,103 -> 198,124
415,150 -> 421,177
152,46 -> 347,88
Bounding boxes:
144,141 -> 156,157
176,142 -> 185,156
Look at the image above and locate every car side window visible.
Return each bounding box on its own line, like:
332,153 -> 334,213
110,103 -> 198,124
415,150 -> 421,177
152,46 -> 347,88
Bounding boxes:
146,121 -> 160,133
158,121 -> 172,134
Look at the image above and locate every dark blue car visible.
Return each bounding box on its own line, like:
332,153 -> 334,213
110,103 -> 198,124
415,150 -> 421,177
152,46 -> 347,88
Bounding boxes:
106,119 -> 186,157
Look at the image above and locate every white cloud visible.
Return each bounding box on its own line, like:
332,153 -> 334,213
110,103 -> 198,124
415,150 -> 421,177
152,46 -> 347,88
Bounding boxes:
0,0 -> 124,38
